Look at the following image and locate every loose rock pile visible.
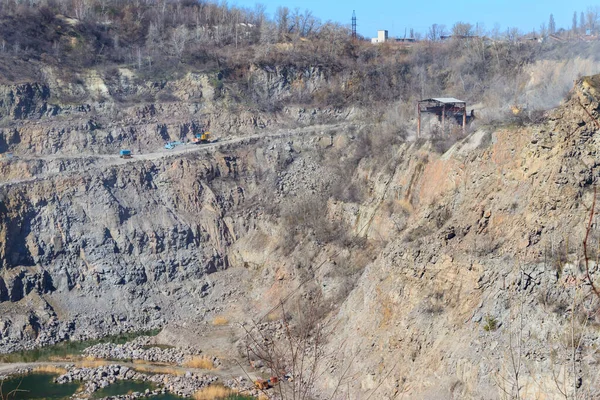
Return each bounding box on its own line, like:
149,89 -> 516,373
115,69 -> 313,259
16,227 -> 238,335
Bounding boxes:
83,336 -> 201,364
56,364 -> 219,398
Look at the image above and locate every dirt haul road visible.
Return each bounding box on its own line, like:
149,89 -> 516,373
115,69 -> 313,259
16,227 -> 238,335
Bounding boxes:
0,123 -> 347,188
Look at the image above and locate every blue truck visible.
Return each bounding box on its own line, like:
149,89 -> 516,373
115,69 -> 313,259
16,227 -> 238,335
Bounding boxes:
119,149 -> 132,159
165,141 -> 184,150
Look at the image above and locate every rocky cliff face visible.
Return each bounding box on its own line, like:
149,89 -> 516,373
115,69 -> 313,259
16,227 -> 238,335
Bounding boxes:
0,142 -> 262,344
321,76 -> 600,399
0,119 -> 361,351
0,61 -> 356,352
0,65 -> 345,156
0,82 -> 51,121
2,61 -> 600,399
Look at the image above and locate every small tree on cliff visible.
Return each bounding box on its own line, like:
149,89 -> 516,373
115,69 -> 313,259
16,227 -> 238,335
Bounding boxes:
240,298 -> 330,399
238,288 -> 358,400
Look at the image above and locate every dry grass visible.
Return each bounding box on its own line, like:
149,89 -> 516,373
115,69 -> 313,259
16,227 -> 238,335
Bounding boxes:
192,384 -> 233,399
132,359 -> 175,366
47,354 -> 82,362
76,357 -> 111,368
212,316 -> 229,326
266,311 -> 281,322
132,363 -> 185,376
397,198 -> 414,214
33,365 -> 68,374
183,355 -> 215,370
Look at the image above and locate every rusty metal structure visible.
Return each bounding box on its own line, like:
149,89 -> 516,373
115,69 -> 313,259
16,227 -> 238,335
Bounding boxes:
417,98 -> 469,138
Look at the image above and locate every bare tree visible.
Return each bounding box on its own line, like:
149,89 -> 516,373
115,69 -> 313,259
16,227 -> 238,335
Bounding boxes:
259,20 -> 278,45
539,22 -> 548,38
427,23 -> 446,41
490,23 -> 502,39
547,196 -> 600,399
240,295 -> 347,400
549,14 -> 556,35
170,25 -> 188,59
506,27 -> 521,43
276,6 -> 290,42
290,9 -> 319,38
494,269 -> 526,400
474,22 -> 486,37
550,287 -> 594,400
452,22 -> 473,37
146,22 -> 163,59
72,0 -> 92,20
0,377 -> 26,400
252,3 -> 267,43
586,7 -> 599,35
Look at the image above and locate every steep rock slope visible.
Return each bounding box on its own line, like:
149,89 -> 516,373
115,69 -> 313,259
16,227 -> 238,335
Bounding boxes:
323,76 -> 600,399
1,62 -> 600,400
0,150 -> 241,346
0,123 -> 365,351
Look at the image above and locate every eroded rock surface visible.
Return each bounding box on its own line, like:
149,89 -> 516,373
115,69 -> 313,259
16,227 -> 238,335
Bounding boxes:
2,67 -> 600,400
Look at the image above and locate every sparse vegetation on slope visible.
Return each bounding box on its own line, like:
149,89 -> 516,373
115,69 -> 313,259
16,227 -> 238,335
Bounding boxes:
1,1 -> 600,399
0,0 -> 598,121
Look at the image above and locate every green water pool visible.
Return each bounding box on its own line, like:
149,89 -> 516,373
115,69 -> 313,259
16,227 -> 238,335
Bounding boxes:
92,380 -> 156,398
0,373 -> 190,400
0,373 -> 80,400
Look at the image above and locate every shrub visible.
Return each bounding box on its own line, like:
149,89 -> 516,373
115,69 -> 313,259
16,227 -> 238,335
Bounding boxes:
33,365 -> 67,374
483,315 -> 498,332
132,364 -> 185,376
193,385 -> 234,400
213,316 -> 229,326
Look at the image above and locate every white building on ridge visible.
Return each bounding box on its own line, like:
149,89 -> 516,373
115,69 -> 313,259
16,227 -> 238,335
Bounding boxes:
371,30 -> 388,44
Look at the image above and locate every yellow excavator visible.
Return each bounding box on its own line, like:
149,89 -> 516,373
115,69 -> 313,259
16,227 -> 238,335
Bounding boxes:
193,131 -> 211,144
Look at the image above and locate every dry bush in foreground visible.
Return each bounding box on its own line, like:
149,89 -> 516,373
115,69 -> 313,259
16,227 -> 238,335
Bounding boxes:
32,365 -> 67,375
132,364 -> 185,376
183,355 -> 216,370
193,384 -> 233,400
77,358 -> 110,368
239,293 -> 356,400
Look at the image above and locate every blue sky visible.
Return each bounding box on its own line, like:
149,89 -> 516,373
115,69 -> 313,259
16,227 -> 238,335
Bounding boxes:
233,0 -> 596,38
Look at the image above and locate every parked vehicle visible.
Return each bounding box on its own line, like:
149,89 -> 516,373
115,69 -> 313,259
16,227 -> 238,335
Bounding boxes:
119,149 -> 132,159
165,141 -> 184,150
192,132 -> 211,144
